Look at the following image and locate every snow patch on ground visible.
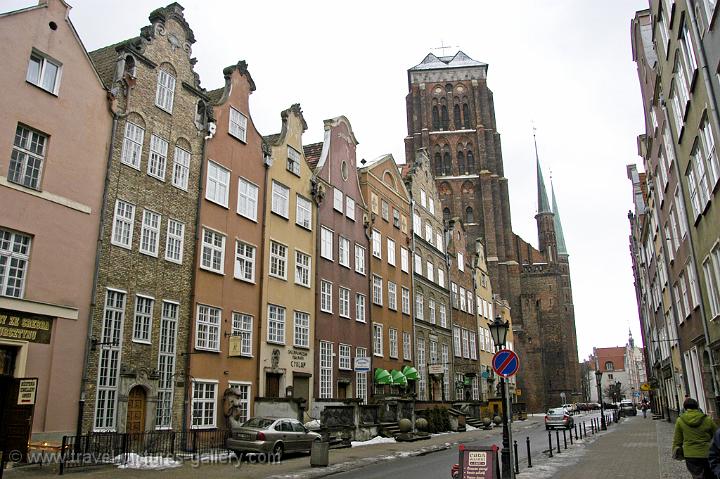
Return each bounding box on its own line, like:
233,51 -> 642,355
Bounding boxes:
114,453 -> 182,470
351,435 -> 397,447
465,424 -> 478,431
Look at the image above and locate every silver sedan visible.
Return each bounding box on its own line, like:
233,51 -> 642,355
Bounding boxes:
226,417 -> 321,459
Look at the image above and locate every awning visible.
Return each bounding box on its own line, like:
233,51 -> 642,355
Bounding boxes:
374,368 -> 392,384
390,369 -> 408,386
402,366 -> 419,380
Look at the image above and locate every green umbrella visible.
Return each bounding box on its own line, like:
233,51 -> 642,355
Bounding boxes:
402,366 -> 419,380
374,368 -> 392,384
391,369 -> 408,386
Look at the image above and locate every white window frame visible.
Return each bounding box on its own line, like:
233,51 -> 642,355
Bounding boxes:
26,50 -> 62,94
355,244 -> 366,274
388,281 -> 397,311
232,312 -> 253,357
415,293 -> 424,319
373,323 -> 383,357
172,145 -> 190,190
195,304 -> 221,351
269,240 -> 288,280
293,311 -> 310,348
155,69 -> 176,113
321,280 -> 333,313
206,161 -> 230,207
372,230 -> 382,258
0,229 -> 31,298
229,107 -> 248,142
389,328 -> 398,358
429,299 -> 436,324
267,304 -> 286,344
400,247 -> 409,273
271,180 -> 290,218
190,380 -> 217,429
132,294 -> 154,344
321,227 -> 334,261
200,228 -> 226,274
345,196 -> 356,220
111,199 -> 135,249
458,252 -> 465,271
401,287 -> 411,315
387,238 -> 396,266
139,209 -> 161,257
403,331 -> 411,360
339,286 -> 351,318
339,344 -> 352,370
237,178 -> 259,221
287,146 -> 301,176
120,121 -> 144,169
356,293 -> 366,323
295,250 -> 311,288
333,188 -> 343,212
296,195 -> 312,230
227,382 -> 251,423
339,237 -> 351,268
320,341 -> 333,398
453,326 -> 461,357
234,241 -> 256,283
372,275 -> 383,305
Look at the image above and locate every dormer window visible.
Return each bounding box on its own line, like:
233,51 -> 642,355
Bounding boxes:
26,50 -> 61,94
155,68 -> 176,113
605,361 -> 614,371
229,107 -> 247,142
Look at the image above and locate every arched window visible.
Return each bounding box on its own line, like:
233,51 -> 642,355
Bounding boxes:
434,152 -> 443,177
463,103 -> 471,129
604,361 -> 614,371
124,55 -> 136,78
466,149 -> 475,173
453,103 -> 461,130
443,207 -> 451,222
457,151 -> 465,175
441,105 -> 449,130
432,106 -> 440,130
445,83 -> 453,93
466,207 -> 474,224
443,152 -> 452,176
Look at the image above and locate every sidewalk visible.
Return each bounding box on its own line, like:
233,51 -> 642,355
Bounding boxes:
517,416 -> 688,479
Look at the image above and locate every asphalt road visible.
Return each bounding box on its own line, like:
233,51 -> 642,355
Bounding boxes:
331,411 -> 607,479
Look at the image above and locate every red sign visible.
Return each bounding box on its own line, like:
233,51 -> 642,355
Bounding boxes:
458,444 -> 499,479
492,349 -> 519,378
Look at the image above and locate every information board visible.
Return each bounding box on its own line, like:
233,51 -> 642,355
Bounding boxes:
458,444 -> 499,479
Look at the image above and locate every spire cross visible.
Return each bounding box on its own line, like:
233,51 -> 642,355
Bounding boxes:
432,40 -> 458,56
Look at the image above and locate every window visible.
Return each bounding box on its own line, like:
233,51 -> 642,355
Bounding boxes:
425,224 -> 433,243
415,253 -> 422,275
458,253 -> 465,271
688,263 -> 700,309
346,196 -> 356,220
442,344 -> 450,399
170,145 -> 190,190
356,293 -> 366,322
339,237 -> 351,267
388,282 -> 397,311
232,313 -> 253,356
94,289 -> 124,430
436,232 -> 444,252
206,161 -> 230,207
392,208 -> 400,228
389,329 -> 398,358
372,230 -> 382,258
429,299 -> 436,324
373,323 -> 383,356
227,382 -> 251,423
699,119 -> 719,187
165,219 -> 184,263
234,241 -> 255,282
417,338 -> 426,400
201,229 -> 225,274
400,247 -> 409,273
229,107 -> 248,142
420,189 -> 427,208
676,189 -> 688,238
139,210 -> 161,257
237,179 -> 259,221
355,244 -> 366,274
704,247 -> 720,318
470,332 -> 477,360
267,304 -> 286,344
111,199 -> 135,249
372,275 -> 383,305
9,124 -> 47,189
356,346 -> 368,404
320,342 -> 333,398
271,181 -> 290,218
387,238 -> 396,266
680,273 -> 691,318
295,250 -> 311,287
669,81 -> 683,134
462,329 -> 470,358
453,326 -> 461,357
427,261 -> 434,282
333,188 -> 343,212
321,227 -> 334,260
296,195 -> 312,229
269,241 -> 288,280
415,293 -> 424,319
438,269 -> 445,288
339,287 -> 351,318
191,381 -> 217,429
196,305 -> 221,351
381,200 -> 389,221
155,69 -> 176,113
460,287 -> 467,311
604,361 -> 614,371
0,229 -> 30,298
451,283 -> 459,308
403,331 -> 411,360
321,280 -> 333,313
294,311 -> 310,348
401,287 -> 411,315
132,295 -> 153,344
27,50 -> 61,93
156,301 -> 178,429
467,292 -> 474,314
339,344 -> 351,370
413,212 -> 422,234
429,197 -> 435,215
121,121 -> 144,169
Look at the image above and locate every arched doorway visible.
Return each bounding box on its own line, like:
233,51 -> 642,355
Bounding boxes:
126,386 -> 146,433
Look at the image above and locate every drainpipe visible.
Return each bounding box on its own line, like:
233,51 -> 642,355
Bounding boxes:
409,195 -> 419,400
685,0 -> 720,416
363,196 -> 374,401
255,146 -> 272,408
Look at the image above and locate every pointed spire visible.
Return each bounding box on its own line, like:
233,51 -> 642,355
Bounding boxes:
534,130 -> 551,214
551,182 -> 568,255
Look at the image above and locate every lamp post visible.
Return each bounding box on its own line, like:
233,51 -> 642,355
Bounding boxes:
594,369 -> 607,431
489,315 -> 513,479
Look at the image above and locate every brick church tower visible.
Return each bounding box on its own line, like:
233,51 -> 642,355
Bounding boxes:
405,51 -> 580,411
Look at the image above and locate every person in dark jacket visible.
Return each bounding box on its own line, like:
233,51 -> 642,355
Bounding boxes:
709,427 -> 720,478
673,398 -> 717,479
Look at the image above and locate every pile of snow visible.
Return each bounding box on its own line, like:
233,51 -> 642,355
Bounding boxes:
114,453 -> 182,470
304,419 -> 321,430
466,424 -> 478,431
351,436 -> 397,447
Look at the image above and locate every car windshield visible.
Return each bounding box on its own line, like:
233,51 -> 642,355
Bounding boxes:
548,408 -> 563,415
242,417 -> 274,429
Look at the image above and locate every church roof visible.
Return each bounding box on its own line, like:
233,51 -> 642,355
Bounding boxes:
551,183 -> 568,255
409,51 -> 487,71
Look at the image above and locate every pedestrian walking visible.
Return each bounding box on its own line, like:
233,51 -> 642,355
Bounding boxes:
642,399 -> 649,418
672,397 -> 717,479
708,427 -> 720,478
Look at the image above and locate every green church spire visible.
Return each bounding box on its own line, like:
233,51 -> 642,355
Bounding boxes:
551,182 -> 568,255
535,132 -> 551,214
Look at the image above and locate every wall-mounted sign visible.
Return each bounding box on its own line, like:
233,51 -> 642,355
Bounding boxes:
17,378 -> 38,405
289,348 -> 308,368
228,336 -> 243,357
0,309 -> 53,344
429,364 -> 445,375
354,357 -> 371,372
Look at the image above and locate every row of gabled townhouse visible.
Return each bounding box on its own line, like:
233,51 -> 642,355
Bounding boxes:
0,1 -> 516,450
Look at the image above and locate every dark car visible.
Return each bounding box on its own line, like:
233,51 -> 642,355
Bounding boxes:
226,417 -> 321,459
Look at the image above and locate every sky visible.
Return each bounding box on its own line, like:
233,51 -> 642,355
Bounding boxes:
6,0 -> 650,360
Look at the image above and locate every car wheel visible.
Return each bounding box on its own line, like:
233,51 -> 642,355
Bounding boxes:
272,443 -> 284,460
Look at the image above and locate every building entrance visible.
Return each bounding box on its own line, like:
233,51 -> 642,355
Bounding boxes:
126,386 -> 146,433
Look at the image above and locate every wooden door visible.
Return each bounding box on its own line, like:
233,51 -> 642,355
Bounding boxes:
126,386 -> 146,433
266,374 -> 280,398
0,376 -> 34,463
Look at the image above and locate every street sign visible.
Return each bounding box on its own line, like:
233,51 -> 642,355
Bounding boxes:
633,391 -> 641,397
491,349 -> 519,378
354,357 -> 371,372
515,388 -> 522,396
428,364 -> 444,375
458,444 -> 499,479
640,382 -> 651,391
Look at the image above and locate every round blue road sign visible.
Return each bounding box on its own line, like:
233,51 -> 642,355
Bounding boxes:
492,349 -> 520,378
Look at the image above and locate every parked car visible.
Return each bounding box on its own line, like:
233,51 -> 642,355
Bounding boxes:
619,400 -> 637,417
545,407 -> 574,430
226,417 -> 321,459
562,403 -> 578,415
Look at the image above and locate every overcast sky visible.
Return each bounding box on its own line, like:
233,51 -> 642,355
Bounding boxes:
7,0 -> 650,360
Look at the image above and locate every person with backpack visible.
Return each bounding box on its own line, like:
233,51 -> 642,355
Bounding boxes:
673,398 -> 717,479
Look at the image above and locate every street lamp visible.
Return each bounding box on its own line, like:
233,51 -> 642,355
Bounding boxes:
489,315 -> 512,479
594,369 -> 607,431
